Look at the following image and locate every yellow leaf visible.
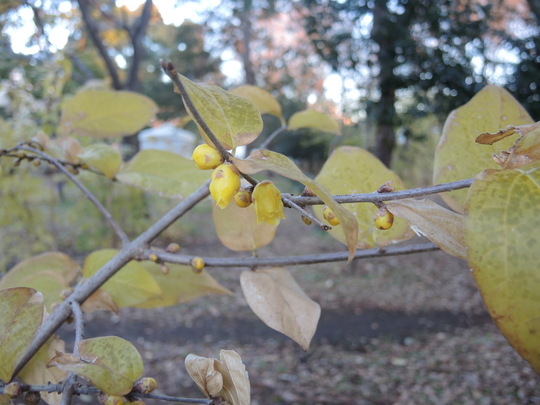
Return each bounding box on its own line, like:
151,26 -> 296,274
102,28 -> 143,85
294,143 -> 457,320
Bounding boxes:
212,200 -> 278,251
77,143 -> 122,179
60,90 -> 157,138
229,85 -> 282,119
232,149 -> 358,261
240,268 -> 321,350
288,110 -> 340,135
433,85 -> 533,212
116,149 -> 210,198
83,249 -> 161,308
465,162 -> 540,373
133,261 -> 232,309
314,146 -> 412,248
386,199 -> 466,259
0,287 -> 43,382
214,350 -> 250,405
19,336 -> 67,405
0,252 -> 79,312
175,74 -> 263,149
47,336 -> 143,396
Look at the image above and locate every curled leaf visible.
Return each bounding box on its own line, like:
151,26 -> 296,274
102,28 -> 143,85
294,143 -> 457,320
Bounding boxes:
214,350 -> 250,405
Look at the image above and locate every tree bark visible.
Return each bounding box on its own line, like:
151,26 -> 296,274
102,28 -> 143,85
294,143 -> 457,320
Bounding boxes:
240,1 -> 256,85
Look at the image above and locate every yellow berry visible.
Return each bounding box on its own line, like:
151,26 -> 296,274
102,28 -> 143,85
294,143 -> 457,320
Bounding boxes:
191,257 -> 205,273
252,181 -> 286,226
166,242 -> 181,253
210,163 -> 241,209
192,144 -> 224,170
323,206 -> 339,226
373,209 -> 394,230
301,215 -> 312,226
105,395 -> 124,405
234,189 -> 252,208
149,253 -> 159,262
134,377 -> 158,394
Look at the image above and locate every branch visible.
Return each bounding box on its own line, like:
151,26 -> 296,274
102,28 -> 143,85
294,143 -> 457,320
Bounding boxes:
257,124 -> 287,150
282,196 -> 330,231
126,0 -> 153,90
60,302 -> 85,405
286,178 -> 474,205
18,146 -> 130,246
77,0 -> 122,89
13,181 -> 211,377
144,242 -> 440,268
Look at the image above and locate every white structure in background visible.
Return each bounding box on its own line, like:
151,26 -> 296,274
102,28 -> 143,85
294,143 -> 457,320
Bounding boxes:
138,123 -> 196,158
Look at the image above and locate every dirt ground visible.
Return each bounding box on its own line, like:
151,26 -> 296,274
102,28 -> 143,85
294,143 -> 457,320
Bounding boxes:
66,209 -> 540,405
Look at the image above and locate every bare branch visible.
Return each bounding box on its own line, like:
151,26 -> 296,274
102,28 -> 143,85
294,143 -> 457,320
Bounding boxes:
257,124 -> 287,150
144,242 -> 440,268
286,178 -> 475,205
282,196 -> 330,231
13,181 -> 211,377
18,146 -> 130,246
126,0 -> 153,91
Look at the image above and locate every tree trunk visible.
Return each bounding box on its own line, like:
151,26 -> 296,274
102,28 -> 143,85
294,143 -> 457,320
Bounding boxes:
240,2 -> 256,85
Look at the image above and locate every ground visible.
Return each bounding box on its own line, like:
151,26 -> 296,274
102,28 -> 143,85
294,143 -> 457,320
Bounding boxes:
63,202 -> 540,405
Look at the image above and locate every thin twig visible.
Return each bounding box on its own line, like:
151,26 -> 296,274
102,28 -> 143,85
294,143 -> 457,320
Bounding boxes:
134,392 -> 213,404
13,181 -> 211,377
60,301 -> 85,405
17,146 -> 130,245
258,124 -> 287,150
144,242 -> 440,268
282,196 -> 330,231
285,178 -> 474,205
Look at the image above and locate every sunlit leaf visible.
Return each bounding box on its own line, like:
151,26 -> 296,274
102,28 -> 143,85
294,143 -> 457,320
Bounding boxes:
240,268 -> 321,350
60,90 -> 157,138
47,336 -> 143,396
465,162 -> 540,373
77,143 -> 122,179
0,252 -> 79,312
0,287 -> 43,382
386,199 -> 466,259
229,85 -> 282,119
232,149 -> 358,260
214,350 -> 250,405
433,85 -> 533,212
288,110 -> 340,135
83,249 -> 161,308
133,261 -> 231,309
212,200 -> 277,251
20,336 -> 67,405
174,73 -> 263,149
313,146 -> 412,248
116,149 -> 210,198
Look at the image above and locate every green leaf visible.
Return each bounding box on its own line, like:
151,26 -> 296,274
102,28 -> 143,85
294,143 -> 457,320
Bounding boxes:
433,85 -> 533,212
133,261 -> 232,309
0,252 -> 79,312
229,85 -> 282,119
20,336 -> 67,405
212,201 -> 278,251
60,90 -> 157,138
314,146 -> 411,248
83,249 -> 161,308
116,149 -> 210,198
77,143 -> 123,179
232,150 -> 358,260
240,268 -> 321,350
0,287 -> 43,382
288,110 -> 340,135
465,162 -> 540,373
47,336 -> 143,396
386,199 -> 466,259
174,73 -> 263,149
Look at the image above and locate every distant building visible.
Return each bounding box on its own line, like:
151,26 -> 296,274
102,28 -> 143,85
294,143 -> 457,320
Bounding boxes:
138,123 -> 195,158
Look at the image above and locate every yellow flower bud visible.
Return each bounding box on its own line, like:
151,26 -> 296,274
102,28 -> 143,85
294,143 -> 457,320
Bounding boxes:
192,144 -> 224,170
301,215 -> 312,226
234,189 -> 252,208
252,180 -> 286,226
373,208 -> 394,230
210,163 -> 241,209
105,395 -> 124,405
191,256 -> 205,273
323,206 -> 339,226
134,377 -> 158,394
